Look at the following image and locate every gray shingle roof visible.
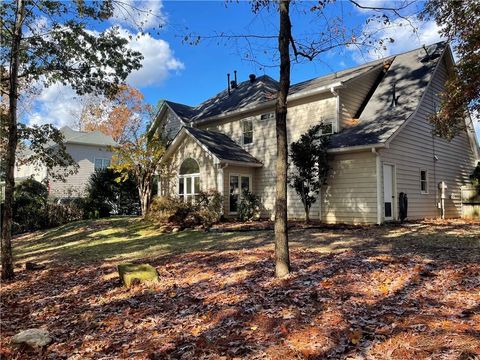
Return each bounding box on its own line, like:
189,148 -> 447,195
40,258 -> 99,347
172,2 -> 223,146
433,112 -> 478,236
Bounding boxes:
185,127 -> 262,165
165,42 -> 447,151
59,126 -> 117,147
329,42 -> 446,149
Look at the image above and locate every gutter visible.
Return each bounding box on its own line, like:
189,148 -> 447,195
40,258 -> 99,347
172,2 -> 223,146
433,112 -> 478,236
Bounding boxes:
194,82 -> 344,126
327,143 -> 385,154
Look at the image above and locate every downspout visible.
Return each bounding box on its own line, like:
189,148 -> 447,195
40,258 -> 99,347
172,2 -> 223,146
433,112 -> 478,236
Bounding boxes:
330,86 -> 341,133
372,147 -> 382,225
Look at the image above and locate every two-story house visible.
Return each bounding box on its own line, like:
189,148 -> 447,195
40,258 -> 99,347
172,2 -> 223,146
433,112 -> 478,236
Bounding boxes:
155,42 -> 479,224
15,126 -> 117,198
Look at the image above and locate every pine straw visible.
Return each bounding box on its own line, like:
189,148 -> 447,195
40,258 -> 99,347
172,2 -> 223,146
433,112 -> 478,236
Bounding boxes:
1,221 -> 479,359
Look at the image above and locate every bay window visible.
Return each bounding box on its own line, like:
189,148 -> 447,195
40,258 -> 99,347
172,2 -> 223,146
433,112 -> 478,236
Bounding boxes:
178,158 -> 200,202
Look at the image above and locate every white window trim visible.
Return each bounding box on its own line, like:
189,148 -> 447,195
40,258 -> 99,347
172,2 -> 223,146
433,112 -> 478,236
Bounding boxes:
178,172 -> 200,201
94,157 -> 111,171
228,173 -> 252,214
420,169 -> 429,194
241,119 -> 254,146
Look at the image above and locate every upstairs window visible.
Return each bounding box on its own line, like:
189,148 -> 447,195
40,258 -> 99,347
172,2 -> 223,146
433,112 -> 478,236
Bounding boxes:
320,122 -> 333,135
260,112 -> 275,121
242,120 -> 253,145
420,170 -> 428,194
94,158 -> 110,171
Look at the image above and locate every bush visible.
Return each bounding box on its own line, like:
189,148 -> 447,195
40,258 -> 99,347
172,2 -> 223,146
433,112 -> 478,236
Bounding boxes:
471,162 -> 480,186
237,190 -> 260,221
83,169 -> 140,219
13,178 -> 48,233
147,190 -> 224,229
12,178 -> 84,234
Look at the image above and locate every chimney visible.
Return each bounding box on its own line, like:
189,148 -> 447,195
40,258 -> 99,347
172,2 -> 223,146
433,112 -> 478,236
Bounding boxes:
234,70 -> 237,84
249,74 -> 256,83
227,73 -> 231,95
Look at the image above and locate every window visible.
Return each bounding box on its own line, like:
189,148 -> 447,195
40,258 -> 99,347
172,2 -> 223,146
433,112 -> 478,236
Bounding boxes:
229,174 -> 251,213
261,112 -> 275,121
420,170 -> 428,194
94,158 -> 110,171
320,122 -> 333,135
178,158 -> 200,202
242,120 -> 253,145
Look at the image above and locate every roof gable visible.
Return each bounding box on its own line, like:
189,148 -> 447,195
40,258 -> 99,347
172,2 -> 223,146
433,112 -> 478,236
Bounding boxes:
59,126 -> 117,147
329,42 -> 447,150
162,127 -> 262,167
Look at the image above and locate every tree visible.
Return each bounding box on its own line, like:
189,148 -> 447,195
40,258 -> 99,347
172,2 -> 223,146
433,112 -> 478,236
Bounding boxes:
80,84 -> 147,144
184,0 -> 422,277
289,124 -> 330,223
110,108 -> 168,216
1,0 -> 144,280
421,0 -> 479,140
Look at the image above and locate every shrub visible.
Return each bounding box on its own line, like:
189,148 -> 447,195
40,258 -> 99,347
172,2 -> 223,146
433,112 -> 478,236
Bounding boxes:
470,162 -> 480,186
12,178 -> 84,233
148,190 -> 224,229
13,178 -> 48,233
84,168 -> 140,218
237,190 -> 260,221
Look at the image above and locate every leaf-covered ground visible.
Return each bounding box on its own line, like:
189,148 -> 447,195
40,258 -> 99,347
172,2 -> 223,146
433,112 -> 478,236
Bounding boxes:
1,218 -> 479,359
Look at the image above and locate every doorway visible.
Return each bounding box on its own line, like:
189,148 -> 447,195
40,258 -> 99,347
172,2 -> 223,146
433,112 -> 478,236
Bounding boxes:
383,164 -> 395,221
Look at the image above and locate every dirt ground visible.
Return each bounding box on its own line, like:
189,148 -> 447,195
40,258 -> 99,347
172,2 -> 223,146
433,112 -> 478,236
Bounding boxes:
1,218 -> 479,359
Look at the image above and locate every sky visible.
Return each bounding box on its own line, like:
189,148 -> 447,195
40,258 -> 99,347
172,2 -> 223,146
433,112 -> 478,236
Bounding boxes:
23,0 -> 480,140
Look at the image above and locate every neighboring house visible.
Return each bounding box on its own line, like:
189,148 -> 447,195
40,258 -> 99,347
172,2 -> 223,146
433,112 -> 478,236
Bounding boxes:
15,126 -> 117,198
156,42 -> 479,224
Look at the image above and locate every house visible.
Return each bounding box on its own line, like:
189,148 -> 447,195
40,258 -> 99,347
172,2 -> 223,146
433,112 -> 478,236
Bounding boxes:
155,42 -> 479,224
15,126 -> 117,198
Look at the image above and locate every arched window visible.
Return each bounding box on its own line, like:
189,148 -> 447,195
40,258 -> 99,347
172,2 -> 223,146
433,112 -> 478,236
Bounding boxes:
178,158 -> 200,202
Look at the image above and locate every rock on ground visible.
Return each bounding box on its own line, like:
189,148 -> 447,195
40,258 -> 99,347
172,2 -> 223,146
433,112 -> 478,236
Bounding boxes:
11,328 -> 52,348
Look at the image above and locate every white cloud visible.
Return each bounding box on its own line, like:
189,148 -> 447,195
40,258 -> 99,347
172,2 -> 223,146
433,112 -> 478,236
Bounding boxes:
24,26 -> 183,128
118,27 -> 184,87
350,16 -> 444,62
112,0 -> 165,30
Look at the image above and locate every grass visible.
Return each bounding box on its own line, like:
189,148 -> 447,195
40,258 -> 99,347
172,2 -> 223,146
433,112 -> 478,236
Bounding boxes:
13,216 -> 480,267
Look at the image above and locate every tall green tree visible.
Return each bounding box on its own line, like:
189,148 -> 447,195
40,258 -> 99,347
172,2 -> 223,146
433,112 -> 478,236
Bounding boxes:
1,0 -> 143,280
289,124 -> 330,223
421,0 -> 480,139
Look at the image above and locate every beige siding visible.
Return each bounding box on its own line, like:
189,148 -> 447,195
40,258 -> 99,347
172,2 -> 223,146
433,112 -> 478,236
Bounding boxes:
379,56 -> 478,219
164,109 -> 183,140
168,136 -> 218,196
49,143 -> 114,198
321,152 -> 378,224
339,66 -> 383,129
203,93 -> 337,219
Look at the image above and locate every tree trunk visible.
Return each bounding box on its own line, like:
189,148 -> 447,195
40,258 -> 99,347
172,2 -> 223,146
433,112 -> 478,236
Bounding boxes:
274,0 -> 291,278
305,205 -> 310,224
138,174 -> 152,217
2,0 -> 25,281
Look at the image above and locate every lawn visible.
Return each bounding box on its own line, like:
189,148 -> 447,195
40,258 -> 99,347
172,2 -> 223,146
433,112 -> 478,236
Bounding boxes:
1,217 -> 479,359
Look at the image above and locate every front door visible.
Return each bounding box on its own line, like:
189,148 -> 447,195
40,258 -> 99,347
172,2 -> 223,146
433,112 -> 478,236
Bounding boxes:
383,164 -> 394,221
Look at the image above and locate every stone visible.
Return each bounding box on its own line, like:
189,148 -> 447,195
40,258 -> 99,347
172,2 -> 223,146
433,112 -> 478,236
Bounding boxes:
117,263 -> 159,288
11,328 -> 52,348
172,227 -> 180,233
26,262 -> 46,271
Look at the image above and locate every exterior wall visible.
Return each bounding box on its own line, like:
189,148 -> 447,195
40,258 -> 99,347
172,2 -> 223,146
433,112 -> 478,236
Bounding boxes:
321,151 -> 378,224
339,66 -> 383,129
223,165 -> 256,215
168,136 -> 218,196
164,109 -> 183,140
14,161 -> 47,183
49,143 -> 114,198
379,55 -> 478,220
202,92 -> 337,219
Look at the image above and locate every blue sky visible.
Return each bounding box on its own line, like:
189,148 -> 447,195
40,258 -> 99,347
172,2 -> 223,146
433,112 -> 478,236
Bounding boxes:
25,0 -> 479,140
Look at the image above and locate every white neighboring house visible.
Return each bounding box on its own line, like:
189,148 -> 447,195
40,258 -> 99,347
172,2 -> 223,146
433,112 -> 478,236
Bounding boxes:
15,126 -> 117,198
